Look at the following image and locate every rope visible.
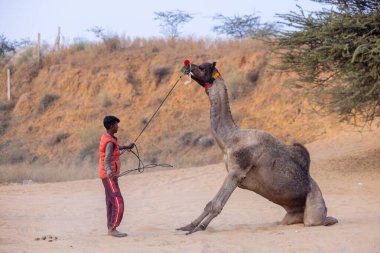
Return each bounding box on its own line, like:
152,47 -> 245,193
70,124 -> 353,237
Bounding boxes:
117,71 -> 186,177
117,144 -> 173,178
133,71 -> 185,143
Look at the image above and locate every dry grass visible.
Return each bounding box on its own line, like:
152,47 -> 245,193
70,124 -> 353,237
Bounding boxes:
0,162 -> 97,183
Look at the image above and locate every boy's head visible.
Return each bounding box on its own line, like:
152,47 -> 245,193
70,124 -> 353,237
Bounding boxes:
103,115 -> 120,130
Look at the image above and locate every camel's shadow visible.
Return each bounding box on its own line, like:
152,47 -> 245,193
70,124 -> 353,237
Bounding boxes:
205,222 -> 304,234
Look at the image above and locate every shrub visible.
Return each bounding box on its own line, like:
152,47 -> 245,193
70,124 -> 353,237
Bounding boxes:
37,93 -> 60,114
0,101 -> 15,111
194,135 -> 215,148
9,153 -> 25,164
0,120 -> 9,135
151,65 -> 172,86
49,132 -> 70,146
246,70 -> 260,86
180,132 -> 193,146
125,72 -> 140,85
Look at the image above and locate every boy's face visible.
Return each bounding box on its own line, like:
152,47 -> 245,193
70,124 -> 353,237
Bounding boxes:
110,123 -> 119,134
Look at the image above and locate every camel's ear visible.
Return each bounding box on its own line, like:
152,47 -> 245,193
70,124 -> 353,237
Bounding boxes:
212,62 -> 216,68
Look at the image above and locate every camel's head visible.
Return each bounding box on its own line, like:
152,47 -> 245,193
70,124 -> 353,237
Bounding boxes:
181,61 -> 219,89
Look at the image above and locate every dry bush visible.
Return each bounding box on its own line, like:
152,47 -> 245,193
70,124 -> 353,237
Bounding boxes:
0,100 -> 15,112
194,135 -> 215,148
37,93 -> 60,114
246,70 -> 260,86
180,132 -> 193,146
1,146 -> 29,165
103,36 -> 122,52
48,132 -> 70,146
125,72 -> 140,86
151,65 -> 172,86
0,120 -> 9,135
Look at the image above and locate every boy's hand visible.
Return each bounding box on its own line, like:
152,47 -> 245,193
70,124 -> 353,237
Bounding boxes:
124,142 -> 135,150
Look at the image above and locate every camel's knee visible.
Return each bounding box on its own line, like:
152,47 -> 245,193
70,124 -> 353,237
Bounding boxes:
204,201 -> 213,212
211,203 -> 223,215
204,201 -> 222,215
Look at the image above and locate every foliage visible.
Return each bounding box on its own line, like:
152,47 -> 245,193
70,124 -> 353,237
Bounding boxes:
0,34 -> 32,60
276,0 -> 380,124
154,9 -> 193,38
212,13 -> 277,39
0,34 -> 16,58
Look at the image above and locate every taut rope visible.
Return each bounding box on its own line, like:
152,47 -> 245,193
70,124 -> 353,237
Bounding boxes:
118,70 -> 186,177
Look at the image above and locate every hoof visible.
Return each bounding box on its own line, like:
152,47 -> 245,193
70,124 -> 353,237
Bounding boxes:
185,224 -> 206,235
176,223 -> 196,232
324,216 -> 338,226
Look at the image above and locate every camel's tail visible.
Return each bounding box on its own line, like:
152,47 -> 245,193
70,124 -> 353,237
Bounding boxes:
292,143 -> 311,174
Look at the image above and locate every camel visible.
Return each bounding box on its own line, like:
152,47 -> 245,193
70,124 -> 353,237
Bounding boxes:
177,61 -> 338,234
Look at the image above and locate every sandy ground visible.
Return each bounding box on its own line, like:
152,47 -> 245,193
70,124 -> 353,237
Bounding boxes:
0,129 -> 379,253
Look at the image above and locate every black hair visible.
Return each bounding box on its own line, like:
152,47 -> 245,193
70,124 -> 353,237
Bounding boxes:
103,115 -> 120,130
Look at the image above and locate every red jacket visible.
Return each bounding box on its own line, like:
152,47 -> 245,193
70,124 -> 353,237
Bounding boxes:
99,133 -> 121,179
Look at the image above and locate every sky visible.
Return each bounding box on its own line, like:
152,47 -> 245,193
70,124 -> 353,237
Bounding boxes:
0,0 -> 327,45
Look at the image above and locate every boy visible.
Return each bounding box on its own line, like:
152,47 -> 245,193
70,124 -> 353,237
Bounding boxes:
99,115 -> 134,237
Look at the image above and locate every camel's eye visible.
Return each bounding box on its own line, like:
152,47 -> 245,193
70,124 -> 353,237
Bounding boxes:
199,65 -> 205,71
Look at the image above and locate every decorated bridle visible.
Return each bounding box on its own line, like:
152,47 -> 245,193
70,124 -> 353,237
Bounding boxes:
183,59 -> 221,89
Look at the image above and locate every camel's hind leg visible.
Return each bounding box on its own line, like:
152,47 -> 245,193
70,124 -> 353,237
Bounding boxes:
304,178 -> 338,226
281,207 -> 304,225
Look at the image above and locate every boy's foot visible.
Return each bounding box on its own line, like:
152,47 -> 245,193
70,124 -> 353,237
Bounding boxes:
108,229 -> 128,237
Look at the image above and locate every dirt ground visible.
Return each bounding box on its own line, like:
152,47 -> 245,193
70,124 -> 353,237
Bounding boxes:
0,128 -> 379,253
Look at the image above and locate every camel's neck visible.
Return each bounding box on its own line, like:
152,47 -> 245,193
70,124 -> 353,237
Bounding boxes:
207,77 -> 238,149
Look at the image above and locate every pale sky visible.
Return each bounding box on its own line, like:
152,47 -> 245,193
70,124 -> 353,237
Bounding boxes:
0,0 -> 327,44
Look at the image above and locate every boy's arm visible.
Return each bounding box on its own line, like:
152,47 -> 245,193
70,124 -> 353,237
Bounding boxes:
118,142 -> 135,150
104,142 -> 114,178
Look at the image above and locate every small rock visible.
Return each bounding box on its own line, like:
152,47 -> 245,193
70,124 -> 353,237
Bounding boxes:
22,179 -> 33,185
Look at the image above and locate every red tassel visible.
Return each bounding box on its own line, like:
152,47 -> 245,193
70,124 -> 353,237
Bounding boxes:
183,59 -> 190,66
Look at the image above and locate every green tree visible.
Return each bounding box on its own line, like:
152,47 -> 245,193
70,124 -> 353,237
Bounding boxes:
212,13 -> 277,39
276,0 -> 380,124
154,10 -> 193,39
0,34 -> 16,59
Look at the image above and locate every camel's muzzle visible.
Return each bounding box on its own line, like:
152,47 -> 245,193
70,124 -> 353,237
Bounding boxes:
181,64 -> 191,74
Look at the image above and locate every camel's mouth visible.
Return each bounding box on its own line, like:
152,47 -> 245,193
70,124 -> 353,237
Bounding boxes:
181,64 -> 192,75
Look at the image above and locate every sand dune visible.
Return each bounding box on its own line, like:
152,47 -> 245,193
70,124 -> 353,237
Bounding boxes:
0,129 -> 379,253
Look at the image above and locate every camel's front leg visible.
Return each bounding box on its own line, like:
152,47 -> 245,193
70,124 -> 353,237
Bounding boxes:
177,170 -> 244,234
